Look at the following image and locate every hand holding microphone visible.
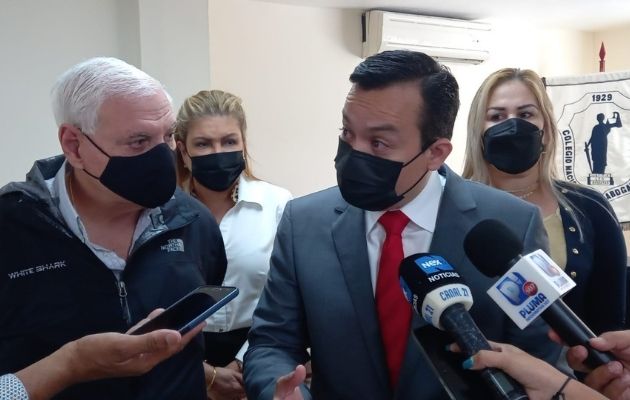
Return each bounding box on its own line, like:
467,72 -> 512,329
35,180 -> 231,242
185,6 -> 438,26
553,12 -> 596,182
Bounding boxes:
463,331 -> 630,400
399,252 -> 528,400
457,340 -> 606,400
570,330 -> 630,400
463,219 -> 616,369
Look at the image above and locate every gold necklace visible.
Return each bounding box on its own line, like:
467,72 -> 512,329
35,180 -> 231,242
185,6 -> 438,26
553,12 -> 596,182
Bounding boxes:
518,189 -> 536,200
505,182 -> 539,199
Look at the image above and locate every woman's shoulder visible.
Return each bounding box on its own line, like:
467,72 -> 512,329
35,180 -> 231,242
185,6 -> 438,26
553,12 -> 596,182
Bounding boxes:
554,180 -> 617,219
555,180 -> 608,204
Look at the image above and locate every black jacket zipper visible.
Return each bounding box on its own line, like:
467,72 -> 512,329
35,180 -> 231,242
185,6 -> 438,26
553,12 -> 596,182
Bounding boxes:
116,279 -> 132,325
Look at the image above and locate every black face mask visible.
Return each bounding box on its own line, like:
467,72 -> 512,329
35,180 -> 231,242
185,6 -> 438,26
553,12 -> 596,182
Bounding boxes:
482,118 -> 544,175
190,151 -> 245,192
82,133 -> 176,208
334,138 -> 429,211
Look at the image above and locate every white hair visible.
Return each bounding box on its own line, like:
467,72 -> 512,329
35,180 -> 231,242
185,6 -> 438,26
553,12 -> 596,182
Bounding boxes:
51,57 -> 172,134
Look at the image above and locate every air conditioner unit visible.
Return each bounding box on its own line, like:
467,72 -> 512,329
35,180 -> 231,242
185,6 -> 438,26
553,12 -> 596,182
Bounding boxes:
362,11 -> 491,64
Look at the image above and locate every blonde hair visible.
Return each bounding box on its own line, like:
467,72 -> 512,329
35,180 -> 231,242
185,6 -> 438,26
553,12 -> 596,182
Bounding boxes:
174,90 -> 256,191
462,68 -> 560,185
463,68 -> 584,237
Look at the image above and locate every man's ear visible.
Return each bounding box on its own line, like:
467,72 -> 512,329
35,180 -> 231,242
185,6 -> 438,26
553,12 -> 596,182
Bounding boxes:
426,138 -> 453,170
59,124 -> 85,169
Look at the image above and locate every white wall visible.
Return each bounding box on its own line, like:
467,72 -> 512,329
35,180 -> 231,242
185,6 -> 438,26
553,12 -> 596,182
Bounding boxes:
209,0 -> 362,196
594,25 -> 630,72
0,0 -> 134,185
0,0 -> 619,198
0,0 -> 211,187
138,0 -> 211,108
208,2 -> 595,196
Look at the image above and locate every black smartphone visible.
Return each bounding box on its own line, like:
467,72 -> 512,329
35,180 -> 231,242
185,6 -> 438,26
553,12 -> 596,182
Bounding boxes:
413,325 -> 494,399
131,285 -> 239,335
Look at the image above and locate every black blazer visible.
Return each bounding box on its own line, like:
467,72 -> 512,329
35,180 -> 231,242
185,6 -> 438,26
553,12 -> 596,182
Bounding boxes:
555,180 -> 627,334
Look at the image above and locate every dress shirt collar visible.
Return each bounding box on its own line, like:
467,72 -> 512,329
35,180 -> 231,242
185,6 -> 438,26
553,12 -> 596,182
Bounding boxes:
365,170 -> 445,234
234,175 -> 264,208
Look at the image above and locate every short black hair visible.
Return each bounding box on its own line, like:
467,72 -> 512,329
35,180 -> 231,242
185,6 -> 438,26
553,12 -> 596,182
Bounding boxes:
349,50 -> 460,148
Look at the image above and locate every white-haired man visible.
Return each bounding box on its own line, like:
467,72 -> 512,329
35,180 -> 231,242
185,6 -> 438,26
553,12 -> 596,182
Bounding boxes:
0,57 -> 227,400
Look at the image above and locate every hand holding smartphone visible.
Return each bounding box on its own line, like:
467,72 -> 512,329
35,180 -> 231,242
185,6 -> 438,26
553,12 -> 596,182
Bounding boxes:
130,285 -> 239,335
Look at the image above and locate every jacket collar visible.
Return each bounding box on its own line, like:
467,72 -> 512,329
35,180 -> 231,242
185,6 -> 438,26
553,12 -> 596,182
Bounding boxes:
1,155 -> 198,235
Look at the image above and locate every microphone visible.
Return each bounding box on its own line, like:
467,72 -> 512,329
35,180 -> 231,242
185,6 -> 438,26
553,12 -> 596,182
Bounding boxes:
399,253 -> 528,400
463,219 -> 615,369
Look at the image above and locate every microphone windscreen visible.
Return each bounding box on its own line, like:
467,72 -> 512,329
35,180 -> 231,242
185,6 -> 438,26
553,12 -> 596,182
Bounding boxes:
399,253 -> 473,328
399,253 -> 464,301
399,253 -> 440,312
463,219 -> 523,277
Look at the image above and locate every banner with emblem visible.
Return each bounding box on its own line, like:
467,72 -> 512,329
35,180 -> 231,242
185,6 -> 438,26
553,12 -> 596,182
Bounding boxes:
545,71 -> 630,223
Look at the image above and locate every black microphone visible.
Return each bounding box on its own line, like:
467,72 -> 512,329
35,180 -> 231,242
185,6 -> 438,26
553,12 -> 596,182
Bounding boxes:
399,253 -> 528,400
463,219 -> 615,369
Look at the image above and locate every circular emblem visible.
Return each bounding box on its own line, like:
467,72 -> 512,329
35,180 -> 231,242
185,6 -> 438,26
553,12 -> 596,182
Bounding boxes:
548,77 -> 630,222
523,281 -> 538,296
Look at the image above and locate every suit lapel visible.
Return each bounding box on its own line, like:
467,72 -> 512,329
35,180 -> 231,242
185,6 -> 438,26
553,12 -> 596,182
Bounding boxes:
406,167 -> 477,332
402,166 -> 480,388
429,165 -> 479,275
331,202 -> 390,391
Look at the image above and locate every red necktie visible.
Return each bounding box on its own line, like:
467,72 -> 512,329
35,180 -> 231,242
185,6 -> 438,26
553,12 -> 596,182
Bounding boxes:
375,210 -> 411,388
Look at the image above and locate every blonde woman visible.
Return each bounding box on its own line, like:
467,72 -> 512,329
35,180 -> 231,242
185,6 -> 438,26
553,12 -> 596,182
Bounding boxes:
463,68 -> 626,335
175,90 -> 292,400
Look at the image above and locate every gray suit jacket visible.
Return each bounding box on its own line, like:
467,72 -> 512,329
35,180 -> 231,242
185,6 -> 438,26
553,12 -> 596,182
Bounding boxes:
244,165 -> 559,399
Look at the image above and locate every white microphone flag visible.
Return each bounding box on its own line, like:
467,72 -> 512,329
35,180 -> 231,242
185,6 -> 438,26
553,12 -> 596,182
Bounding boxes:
487,249 -> 575,329
546,70 -> 630,222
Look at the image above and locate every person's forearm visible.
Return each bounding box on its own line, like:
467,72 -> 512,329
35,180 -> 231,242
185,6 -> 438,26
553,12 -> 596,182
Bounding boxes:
564,379 -> 606,400
15,342 -> 79,400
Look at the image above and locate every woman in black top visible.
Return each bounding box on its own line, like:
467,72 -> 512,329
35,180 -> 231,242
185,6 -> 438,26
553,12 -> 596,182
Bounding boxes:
463,68 -> 627,334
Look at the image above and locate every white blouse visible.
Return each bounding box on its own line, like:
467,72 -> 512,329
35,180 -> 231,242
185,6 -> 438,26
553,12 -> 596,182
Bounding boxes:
203,175 -> 292,360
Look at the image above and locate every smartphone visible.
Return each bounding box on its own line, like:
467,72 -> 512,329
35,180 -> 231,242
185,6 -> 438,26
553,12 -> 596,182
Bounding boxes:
131,285 -> 239,335
413,325 -> 493,399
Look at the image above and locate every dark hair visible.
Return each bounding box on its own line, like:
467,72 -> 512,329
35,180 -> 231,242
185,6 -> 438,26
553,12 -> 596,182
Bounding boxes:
349,50 -> 459,148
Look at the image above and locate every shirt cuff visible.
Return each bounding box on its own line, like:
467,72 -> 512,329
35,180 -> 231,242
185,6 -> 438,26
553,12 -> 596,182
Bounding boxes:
235,340 -> 249,362
0,374 -> 30,400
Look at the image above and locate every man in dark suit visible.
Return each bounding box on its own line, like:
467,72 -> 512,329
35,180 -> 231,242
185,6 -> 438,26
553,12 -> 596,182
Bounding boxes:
244,50 -> 559,399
